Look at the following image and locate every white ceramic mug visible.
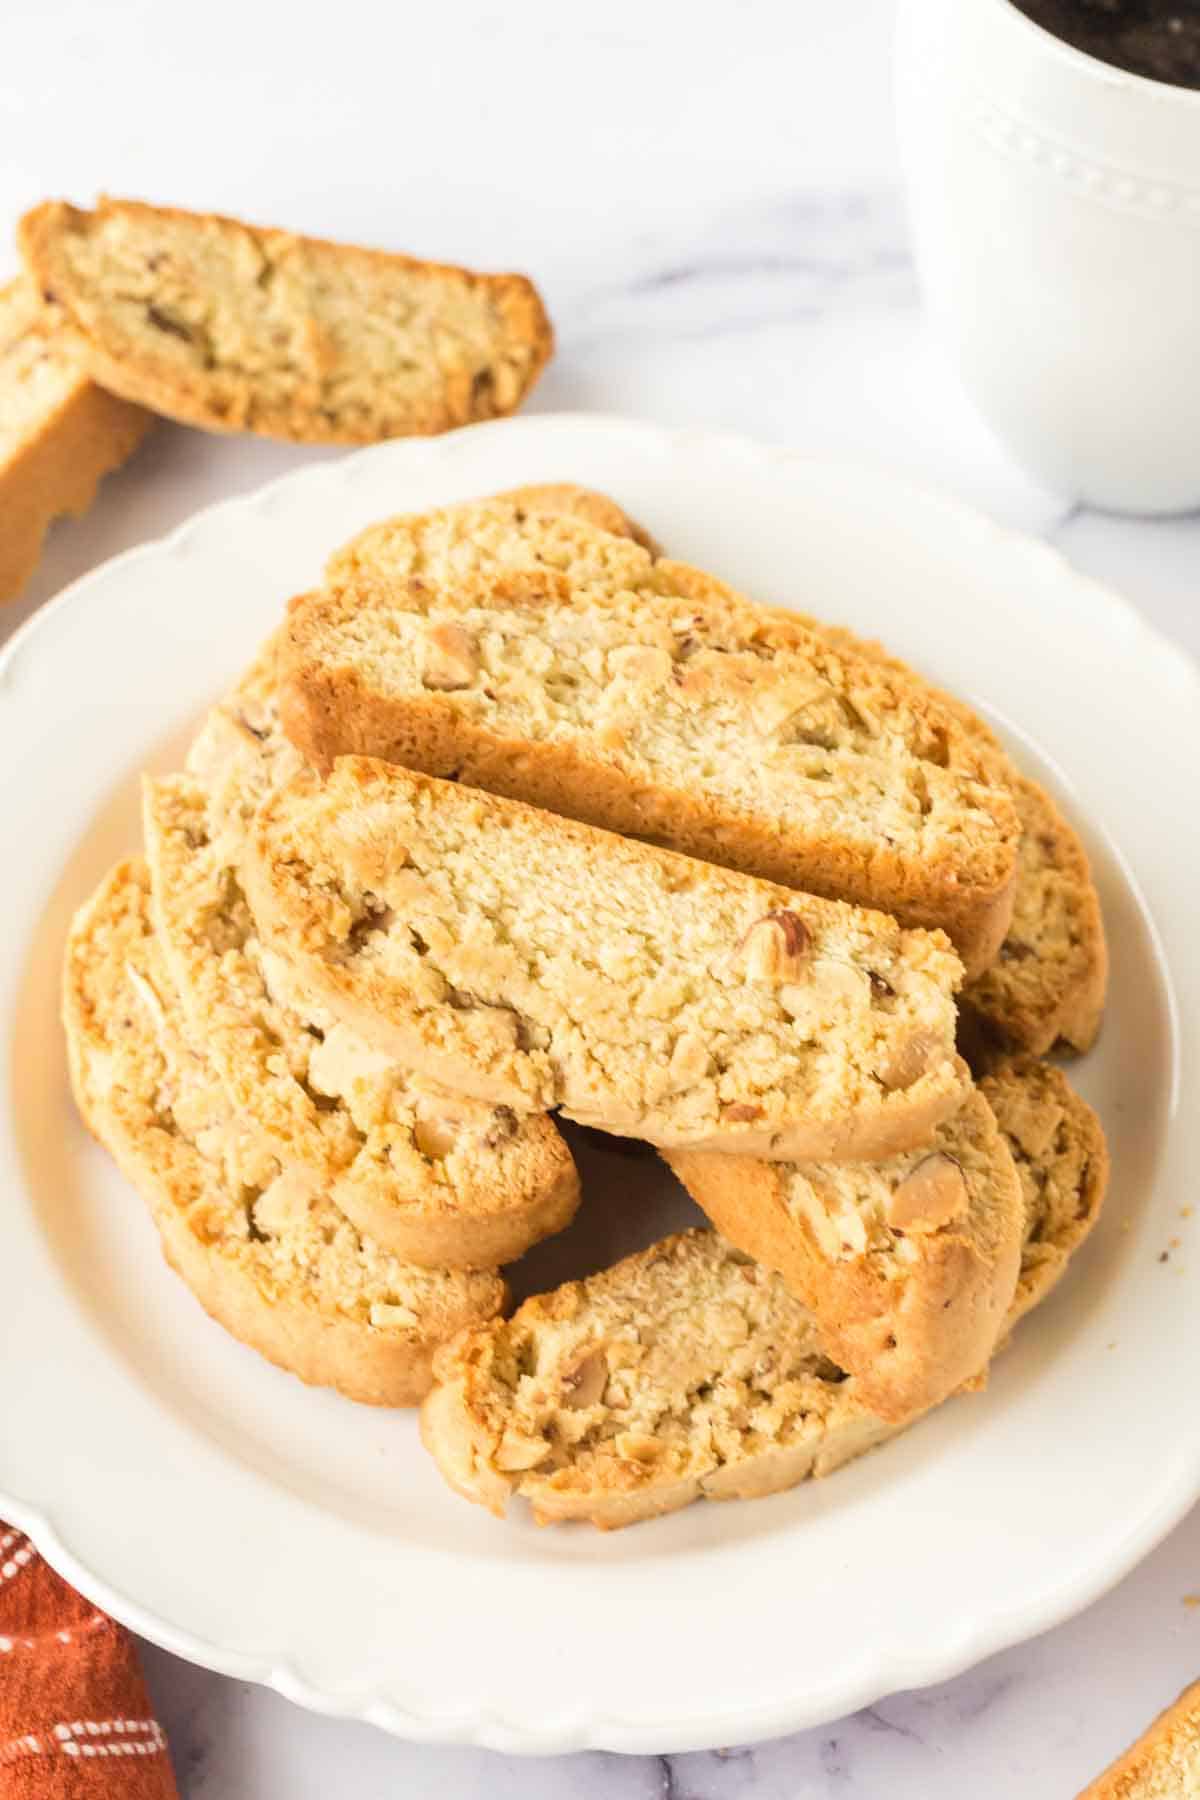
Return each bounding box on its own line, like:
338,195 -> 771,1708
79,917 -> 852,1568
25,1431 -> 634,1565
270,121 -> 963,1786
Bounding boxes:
896,0 -> 1200,514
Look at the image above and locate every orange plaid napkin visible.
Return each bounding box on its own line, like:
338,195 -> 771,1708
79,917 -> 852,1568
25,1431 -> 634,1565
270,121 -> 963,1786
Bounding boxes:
0,1524 -> 178,1798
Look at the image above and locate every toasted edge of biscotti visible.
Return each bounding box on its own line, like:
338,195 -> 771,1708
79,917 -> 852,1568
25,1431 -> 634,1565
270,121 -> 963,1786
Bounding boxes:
487,483 -> 660,557
63,858 -> 507,1403
0,275 -> 150,601
1074,1679 -> 1200,1799
664,1086 -> 1025,1422
20,196 -> 553,444
243,756 -> 970,1162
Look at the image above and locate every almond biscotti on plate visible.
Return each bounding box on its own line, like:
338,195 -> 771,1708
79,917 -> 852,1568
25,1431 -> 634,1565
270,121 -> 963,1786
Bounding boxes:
242,756 -> 969,1160
981,1057 -> 1108,1333
19,197 -> 553,443
664,1087 -> 1025,1421
421,1229 -> 897,1528
803,614 -> 1107,1059
962,773 -> 1107,1064
277,497 -> 1020,975
0,276 -> 151,601
143,773 -> 579,1269
421,1062 -> 1107,1528
63,861 -> 506,1404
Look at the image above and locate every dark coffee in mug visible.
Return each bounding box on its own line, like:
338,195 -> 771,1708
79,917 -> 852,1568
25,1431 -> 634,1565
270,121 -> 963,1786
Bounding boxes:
1011,0 -> 1200,87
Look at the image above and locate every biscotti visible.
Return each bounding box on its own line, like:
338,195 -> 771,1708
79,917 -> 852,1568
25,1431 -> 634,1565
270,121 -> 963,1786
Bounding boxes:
664,1088 -> 1025,1421
982,1058 -> 1108,1332
0,276 -> 150,601
144,773 -> 579,1269
962,774 -> 1107,1063
279,498 -> 1020,974
63,860 -> 506,1404
19,198 -> 553,443
804,615 -> 1107,1059
184,631 -> 299,847
184,485 -> 653,854
1075,1679 -> 1200,1798
421,1060 -> 1101,1528
420,1172 -> 1081,1529
243,757 -> 969,1160
420,1230 -> 896,1527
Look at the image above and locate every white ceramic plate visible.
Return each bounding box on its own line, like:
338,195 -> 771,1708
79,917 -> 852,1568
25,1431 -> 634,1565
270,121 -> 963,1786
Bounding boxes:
1,415 -> 1195,1755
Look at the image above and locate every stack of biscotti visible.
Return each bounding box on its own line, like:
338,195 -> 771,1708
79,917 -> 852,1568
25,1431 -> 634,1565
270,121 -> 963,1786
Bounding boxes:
267,490 -> 1107,1455
61,492 -> 652,1404
4,197 -> 553,599
285,488 -> 1106,1051
63,484 -> 1110,1529
420,1056 -> 1107,1527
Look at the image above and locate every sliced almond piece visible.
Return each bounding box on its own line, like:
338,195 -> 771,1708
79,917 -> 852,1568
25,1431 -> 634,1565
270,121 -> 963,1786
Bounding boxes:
253,1165 -> 322,1235
422,620 -> 479,691
615,1431 -> 662,1465
561,1347 -> 609,1409
885,1152 -> 969,1234
495,1427 -> 551,1472
739,910 -> 812,984
879,1029 -> 942,1092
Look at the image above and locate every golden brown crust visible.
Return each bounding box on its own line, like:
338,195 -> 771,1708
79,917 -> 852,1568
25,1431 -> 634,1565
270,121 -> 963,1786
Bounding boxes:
244,756 -> 969,1161
20,198 -> 553,444
0,276 -> 151,601
665,1089 -> 1025,1422
63,860 -> 506,1405
494,483 -> 660,555
1075,1679 -> 1200,1798
278,499 -> 1020,975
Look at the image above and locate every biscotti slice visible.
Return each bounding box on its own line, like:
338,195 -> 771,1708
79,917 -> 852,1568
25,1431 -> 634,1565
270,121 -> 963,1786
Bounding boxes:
0,275 -> 150,600
245,757 -> 969,1160
20,197 -> 552,443
961,773 -> 1107,1064
144,773 -> 579,1269
981,1058 -> 1108,1333
63,861 -> 506,1403
279,499 -> 1019,975
663,1088 -> 1024,1421
185,630 -> 305,853
803,616 -> 1107,1059
1075,1679 -> 1200,1799
184,483 -> 652,853
420,1229 -> 896,1527
422,1071 -> 1101,1528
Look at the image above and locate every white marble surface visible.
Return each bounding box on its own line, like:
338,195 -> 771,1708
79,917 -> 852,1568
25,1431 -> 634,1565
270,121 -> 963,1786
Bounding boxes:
3,1 -> 1199,1793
